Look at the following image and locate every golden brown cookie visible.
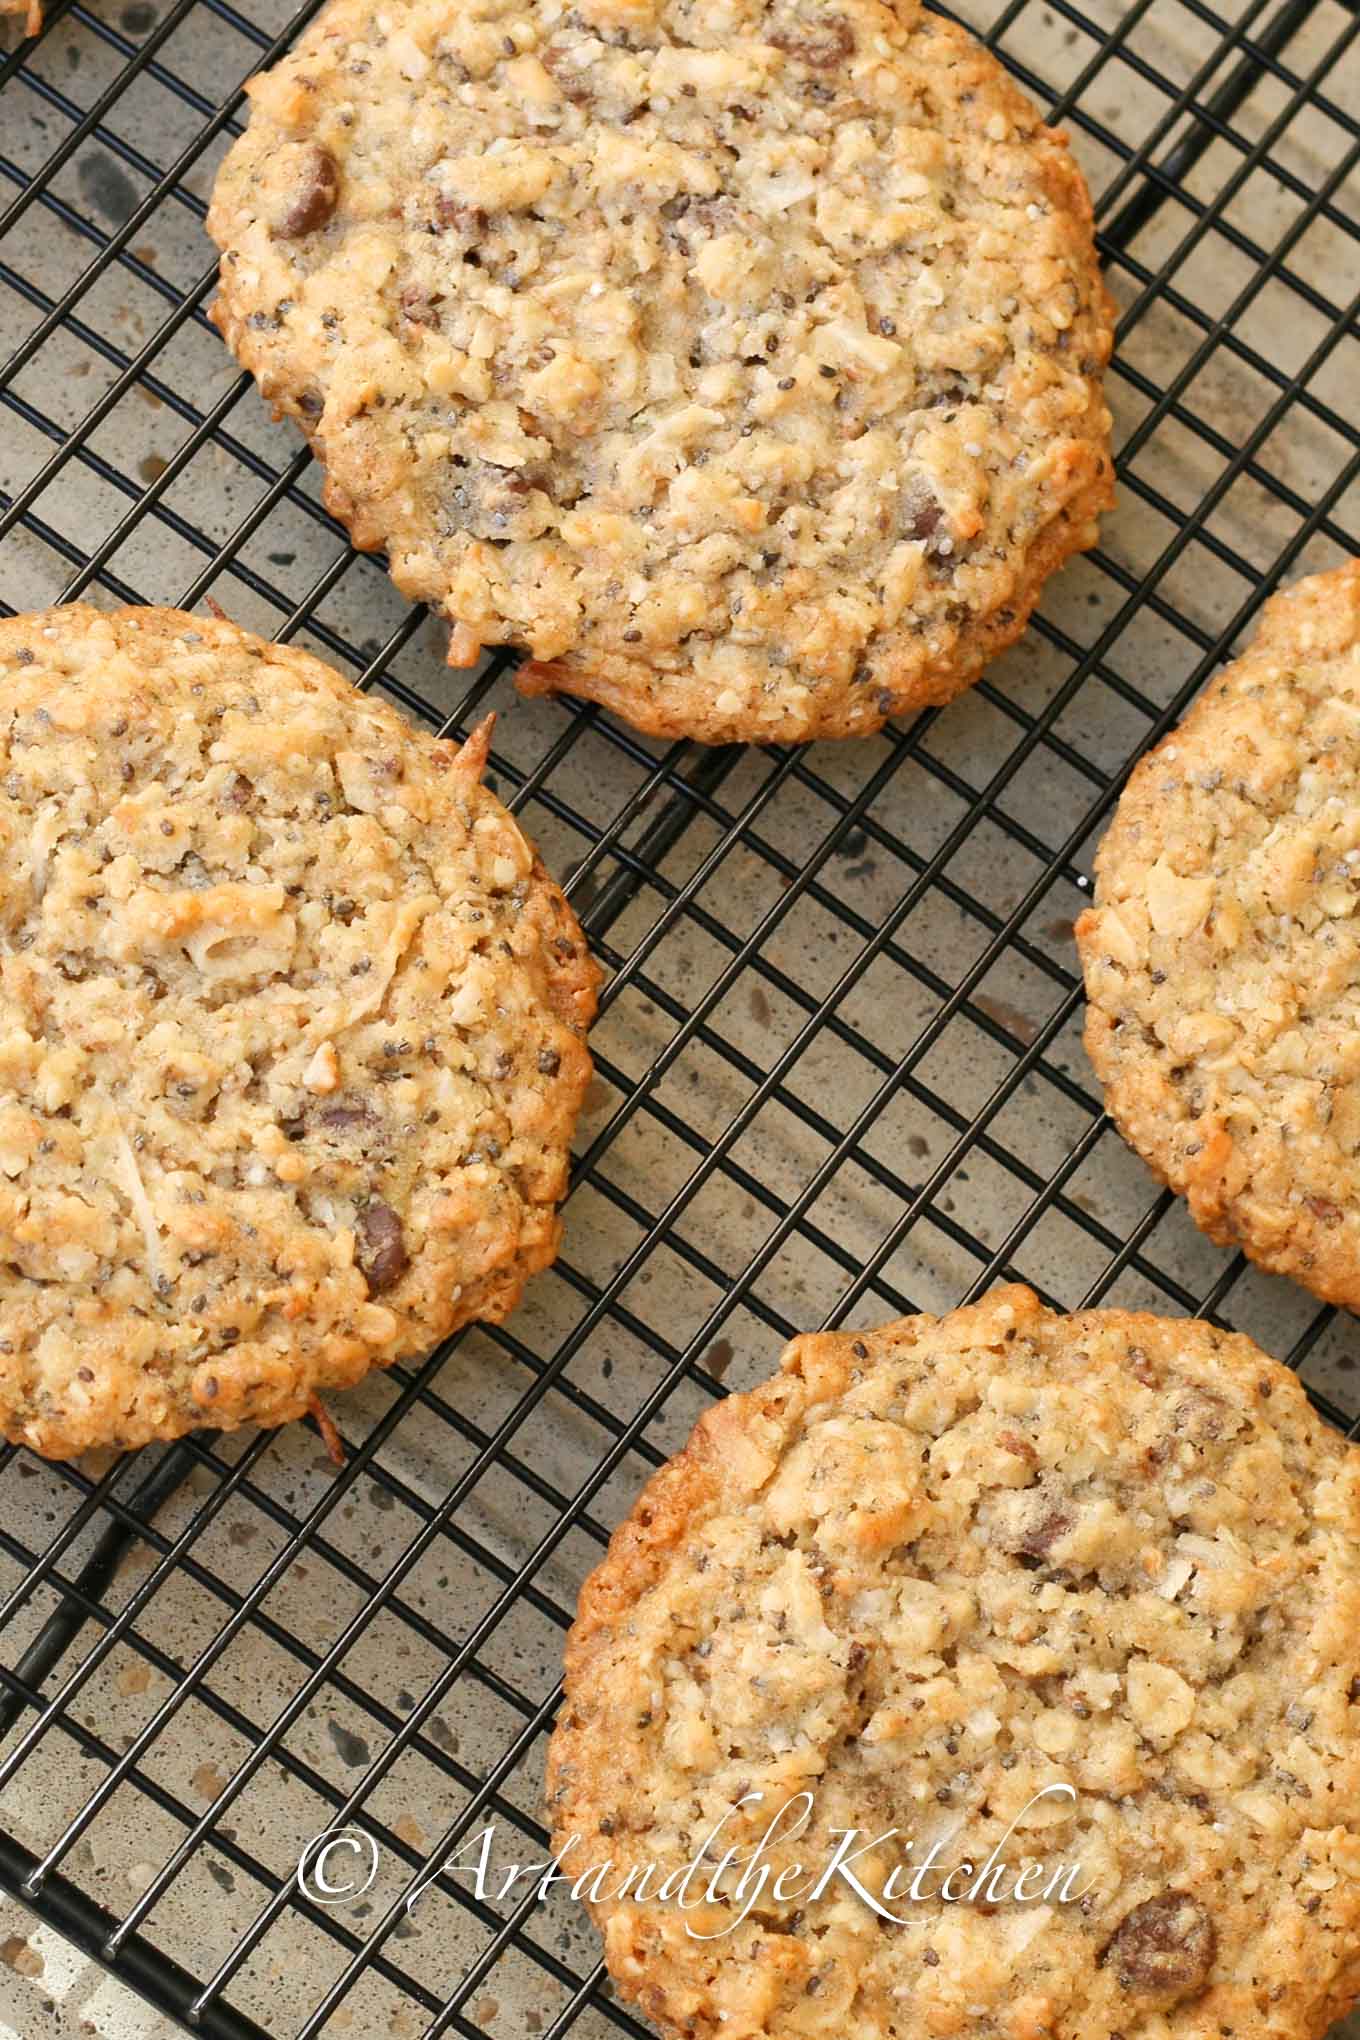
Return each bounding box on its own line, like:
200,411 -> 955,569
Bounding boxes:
548,1286 -> 1360,2040
1077,560 -> 1360,1309
206,0 -> 1114,745
0,605 -> 598,1457
1,0 -> 41,34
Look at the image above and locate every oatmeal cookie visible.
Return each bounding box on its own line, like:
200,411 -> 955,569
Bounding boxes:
548,1286 -> 1360,2040
206,0 -> 1114,745
0,605 -> 598,1458
1077,560 -> 1360,1309
2,0 -> 41,34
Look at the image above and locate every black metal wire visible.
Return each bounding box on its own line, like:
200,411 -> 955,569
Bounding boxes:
0,0 -> 1357,2032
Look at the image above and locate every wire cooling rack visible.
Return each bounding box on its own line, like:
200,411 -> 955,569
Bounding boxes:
0,0 -> 1358,2032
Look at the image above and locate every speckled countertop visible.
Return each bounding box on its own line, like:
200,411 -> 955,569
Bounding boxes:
0,0 -> 1358,2034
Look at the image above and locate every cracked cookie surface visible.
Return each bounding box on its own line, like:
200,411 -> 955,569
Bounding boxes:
207,0 -> 1113,744
548,1286 -> 1360,2040
1077,560 -> 1360,1309
0,605 -> 598,1457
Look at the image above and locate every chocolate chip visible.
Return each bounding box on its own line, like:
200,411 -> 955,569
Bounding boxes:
903,493 -> 943,543
539,43 -> 592,104
1102,1894 -> 1216,2008
272,145 -> 340,238
770,15 -> 855,66
357,1199 -> 408,1295
1174,1386 -> 1232,1442
435,196 -> 487,234
1009,1500 -> 1072,1563
537,1047 -> 561,1076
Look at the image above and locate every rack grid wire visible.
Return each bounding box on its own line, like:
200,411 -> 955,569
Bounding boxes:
0,0 -> 1358,2031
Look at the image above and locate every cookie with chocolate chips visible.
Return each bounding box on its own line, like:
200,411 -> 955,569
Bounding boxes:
548,1286 -> 1360,2040
0,605 -> 598,1457
207,0 -> 1114,744
1078,560 -> 1360,1310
